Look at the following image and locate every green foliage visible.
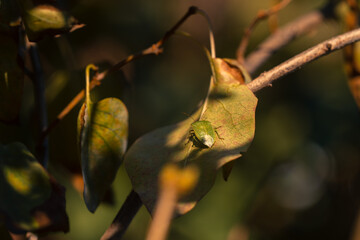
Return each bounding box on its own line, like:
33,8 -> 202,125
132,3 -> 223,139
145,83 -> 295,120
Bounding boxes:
77,65 -> 129,213
17,1 -> 78,41
78,98 -> 129,212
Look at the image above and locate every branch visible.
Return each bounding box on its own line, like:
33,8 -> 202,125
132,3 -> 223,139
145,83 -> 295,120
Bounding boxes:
29,43 -> 49,168
236,0 -> 292,63
244,0 -> 337,75
247,28 -> 360,92
100,190 -> 142,240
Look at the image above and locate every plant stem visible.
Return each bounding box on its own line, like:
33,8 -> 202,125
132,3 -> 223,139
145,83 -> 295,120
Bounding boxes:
30,44 -> 49,168
100,190 -> 142,240
237,0 -> 292,63
244,0 -> 337,75
195,8 -> 216,58
145,187 -> 177,240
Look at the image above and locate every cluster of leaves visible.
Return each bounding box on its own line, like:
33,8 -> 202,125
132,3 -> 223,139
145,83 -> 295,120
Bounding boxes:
0,0 -> 259,238
0,0 -> 80,235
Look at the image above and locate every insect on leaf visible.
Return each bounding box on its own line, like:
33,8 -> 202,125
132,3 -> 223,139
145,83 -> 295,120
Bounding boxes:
190,120 -> 216,148
77,65 -> 128,213
125,58 -> 257,216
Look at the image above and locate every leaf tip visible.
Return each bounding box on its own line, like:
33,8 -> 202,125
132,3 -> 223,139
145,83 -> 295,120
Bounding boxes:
83,188 -> 99,213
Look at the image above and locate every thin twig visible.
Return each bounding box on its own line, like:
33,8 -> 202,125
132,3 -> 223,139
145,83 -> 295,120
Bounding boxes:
100,190 -> 142,240
236,0 -> 292,63
145,188 -> 177,240
195,8 -> 216,58
244,0 -> 337,75
29,43 -> 49,168
39,6 -> 198,142
145,164 -> 199,240
247,27 -> 360,92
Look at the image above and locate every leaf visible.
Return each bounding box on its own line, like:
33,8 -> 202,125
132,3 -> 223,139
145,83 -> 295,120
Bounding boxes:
125,58 -> 257,216
70,172 -> 116,206
0,27 -> 24,123
78,97 -> 128,213
20,3 -> 79,41
0,142 -> 52,230
5,177 -> 69,234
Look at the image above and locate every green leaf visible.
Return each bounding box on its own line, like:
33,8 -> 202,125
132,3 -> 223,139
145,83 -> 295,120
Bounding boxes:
0,142 -> 52,229
0,28 -> 24,123
19,3 -> 79,41
125,58 -> 257,216
78,97 -> 128,213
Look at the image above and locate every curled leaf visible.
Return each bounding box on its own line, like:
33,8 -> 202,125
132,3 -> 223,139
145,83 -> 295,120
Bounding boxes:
78,98 -> 128,212
125,59 -> 257,215
213,58 -> 252,84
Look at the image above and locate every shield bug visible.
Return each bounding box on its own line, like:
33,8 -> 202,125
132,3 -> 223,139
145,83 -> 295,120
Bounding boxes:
189,120 -> 218,148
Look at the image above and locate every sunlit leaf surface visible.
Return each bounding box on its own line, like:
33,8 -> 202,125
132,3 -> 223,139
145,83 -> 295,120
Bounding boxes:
125,58 -> 257,216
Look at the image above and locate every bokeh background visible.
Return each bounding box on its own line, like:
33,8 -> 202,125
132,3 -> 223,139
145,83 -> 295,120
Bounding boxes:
1,0 -> 360,239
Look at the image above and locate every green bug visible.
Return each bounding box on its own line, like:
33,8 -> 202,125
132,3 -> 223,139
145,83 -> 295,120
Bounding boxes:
189,120 -> 218,148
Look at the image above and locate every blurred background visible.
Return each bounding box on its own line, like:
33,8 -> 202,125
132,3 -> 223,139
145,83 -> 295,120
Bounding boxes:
1,0 -> 360,239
